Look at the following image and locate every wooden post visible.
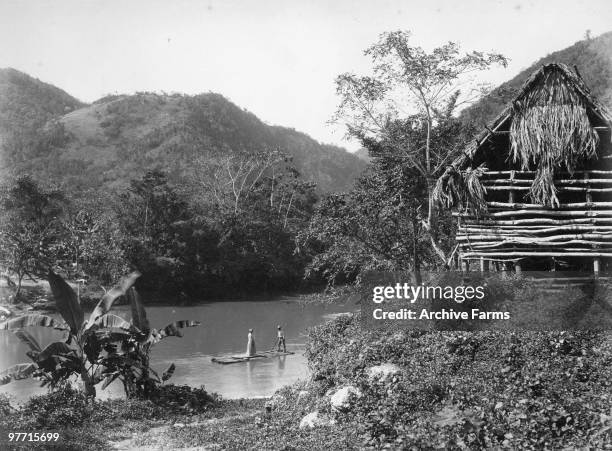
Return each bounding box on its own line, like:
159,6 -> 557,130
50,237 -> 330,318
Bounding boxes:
461,258 -> 469,272
594,257 -> 600,276
515,261 -> 522,276
479,257 -> 489,272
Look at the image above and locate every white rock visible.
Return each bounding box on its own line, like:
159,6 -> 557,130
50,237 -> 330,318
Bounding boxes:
299,411 -> 330,429
367,363 -> 401,381
330,386 -> 362,411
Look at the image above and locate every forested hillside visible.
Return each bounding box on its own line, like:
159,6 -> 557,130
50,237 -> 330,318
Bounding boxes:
0,68 -> 84,173
462,31 -> 612,127
0,71 -> 365,193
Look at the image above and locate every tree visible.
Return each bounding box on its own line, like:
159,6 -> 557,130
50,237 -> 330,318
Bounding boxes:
332,31 -> 507,266
0,176 -> 66,299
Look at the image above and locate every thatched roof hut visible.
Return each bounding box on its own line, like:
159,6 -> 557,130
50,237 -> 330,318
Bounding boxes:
435,63 -> 612,272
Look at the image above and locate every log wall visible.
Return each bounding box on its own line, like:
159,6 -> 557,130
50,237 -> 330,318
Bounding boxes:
455,170 -> 612,266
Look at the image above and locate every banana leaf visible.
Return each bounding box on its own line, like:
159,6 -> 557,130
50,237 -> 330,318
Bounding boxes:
128,288 -> 150,336
0,314 -> 66,331
158,320 -> 201,339
101,372 -> 120,390
13,329 -> 42,352
85,271 -> 141,330
0,363 -> 37,385
162,363 -> 176,382
93,313 -> 134,331
37,342 -> 74,362
48,270 -> 84,335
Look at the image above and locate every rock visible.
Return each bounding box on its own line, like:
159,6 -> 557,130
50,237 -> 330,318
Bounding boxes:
330,386 -> 362,411
173,422 -> 185,428
367,363 -> 401,381
299,411 -> 331,429
297,390 -> 309,402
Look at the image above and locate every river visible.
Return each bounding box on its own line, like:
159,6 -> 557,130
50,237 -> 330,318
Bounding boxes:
0,298 -> 354,403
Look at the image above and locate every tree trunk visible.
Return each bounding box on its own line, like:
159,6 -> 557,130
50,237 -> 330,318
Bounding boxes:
412,214 -> 422,285
80,368 -> 96,398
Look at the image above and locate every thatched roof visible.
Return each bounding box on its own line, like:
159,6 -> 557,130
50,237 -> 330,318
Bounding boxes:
436,63 -> 612,209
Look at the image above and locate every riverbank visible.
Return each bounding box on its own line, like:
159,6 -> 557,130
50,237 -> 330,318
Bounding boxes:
4,312 -> 611,449
0,384 -> 359,450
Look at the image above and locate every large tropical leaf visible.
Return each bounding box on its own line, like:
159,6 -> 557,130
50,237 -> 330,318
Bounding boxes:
158,320 -> 201,339
101,372 -> 120,390
37,342 -> 74,361
13,329 -> 42,353
162,363 -> 176,382
0,314 -> 66,331
93,313 -> 133,331
85,271 -> 141,330
128,288 -> 150,335
0,363 -> 37,385
48,270 -> 84,335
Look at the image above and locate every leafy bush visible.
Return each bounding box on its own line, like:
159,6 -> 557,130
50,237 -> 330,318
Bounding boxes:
20,385 -> 102,428
304,313 -> 612,449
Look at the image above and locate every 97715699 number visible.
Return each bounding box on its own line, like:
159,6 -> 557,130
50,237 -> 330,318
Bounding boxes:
8,432 -> 60,442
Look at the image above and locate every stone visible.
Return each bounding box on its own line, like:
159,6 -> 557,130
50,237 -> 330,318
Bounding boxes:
297,390 -> 309,402
367,363 -> 402,381
330,386 -> 362,411
299,411 -> 331,429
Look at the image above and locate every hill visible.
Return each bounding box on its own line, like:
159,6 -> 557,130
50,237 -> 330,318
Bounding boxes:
0,68 -> 85,172
461,31 -> 612,127
0,70 -> 366,193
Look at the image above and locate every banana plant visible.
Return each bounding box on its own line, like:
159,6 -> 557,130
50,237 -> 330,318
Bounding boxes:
0,270 -> 140,397
98,287 -> 200,398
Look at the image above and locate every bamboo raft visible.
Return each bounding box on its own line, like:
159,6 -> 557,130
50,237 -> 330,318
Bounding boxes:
211,350 -> 295,364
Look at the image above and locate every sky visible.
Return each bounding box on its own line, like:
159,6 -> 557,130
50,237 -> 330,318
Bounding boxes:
0,0 -> 611,151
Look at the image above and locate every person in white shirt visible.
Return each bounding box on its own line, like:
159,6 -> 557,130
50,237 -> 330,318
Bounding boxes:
276,325 -> 286,352
246,328 -> 256,356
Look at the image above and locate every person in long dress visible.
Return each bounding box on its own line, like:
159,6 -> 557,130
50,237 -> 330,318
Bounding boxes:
276,325 -> 286,352
246,328 -> 256,356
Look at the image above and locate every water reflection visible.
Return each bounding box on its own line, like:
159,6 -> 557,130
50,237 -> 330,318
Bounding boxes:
0,299 -> 352,403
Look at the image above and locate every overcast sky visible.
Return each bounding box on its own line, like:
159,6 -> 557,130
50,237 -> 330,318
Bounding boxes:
1,0 -> 611,151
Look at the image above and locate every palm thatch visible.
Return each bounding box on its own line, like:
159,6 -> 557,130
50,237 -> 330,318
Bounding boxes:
433,164 -> 488,214
509,67 -> 599,206
436,63 -> 612,210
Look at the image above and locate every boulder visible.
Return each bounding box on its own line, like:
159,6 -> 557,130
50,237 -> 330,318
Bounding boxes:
330,386 -> 362,411
367,363 -> 401,381
299,411 -> 332,429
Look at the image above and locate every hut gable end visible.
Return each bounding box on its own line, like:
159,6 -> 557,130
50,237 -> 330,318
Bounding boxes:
435,63 -> 612,272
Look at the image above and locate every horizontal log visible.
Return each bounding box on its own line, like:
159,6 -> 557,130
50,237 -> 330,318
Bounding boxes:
483,178 -> 612,185
482,170 -> 612,176
463,217 -> 612,226
460,225 -> 612,233
460,251 -> 612,258
462,240 -> 612,248
486,201 -> 612,209
455,232 -> 612,242
482,186 -> 612,192
456,210 -> 612,218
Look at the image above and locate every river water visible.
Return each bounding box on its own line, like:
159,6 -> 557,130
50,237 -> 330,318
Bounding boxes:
0,298 -> 353,403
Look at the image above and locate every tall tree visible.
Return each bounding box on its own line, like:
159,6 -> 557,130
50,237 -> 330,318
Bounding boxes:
0,176 -> 66,299
332,31 -> 507,265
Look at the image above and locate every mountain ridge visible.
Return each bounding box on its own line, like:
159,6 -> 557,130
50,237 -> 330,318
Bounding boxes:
0,69 -> 366,193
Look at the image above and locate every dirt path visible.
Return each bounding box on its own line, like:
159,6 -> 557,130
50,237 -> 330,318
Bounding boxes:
110,414 -> 255,450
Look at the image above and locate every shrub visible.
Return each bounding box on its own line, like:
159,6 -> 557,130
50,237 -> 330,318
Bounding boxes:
20,385 -> 102,428
304,314 -> 612,449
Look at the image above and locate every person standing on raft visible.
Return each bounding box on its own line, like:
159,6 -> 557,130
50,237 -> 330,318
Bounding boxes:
246,328 -> 256,357
276,325 -> 286,352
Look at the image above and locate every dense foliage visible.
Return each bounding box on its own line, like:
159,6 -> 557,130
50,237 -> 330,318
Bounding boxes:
301,314 -> 612,449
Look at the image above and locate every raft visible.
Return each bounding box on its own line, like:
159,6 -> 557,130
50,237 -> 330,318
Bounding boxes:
211,349 -> 295,364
